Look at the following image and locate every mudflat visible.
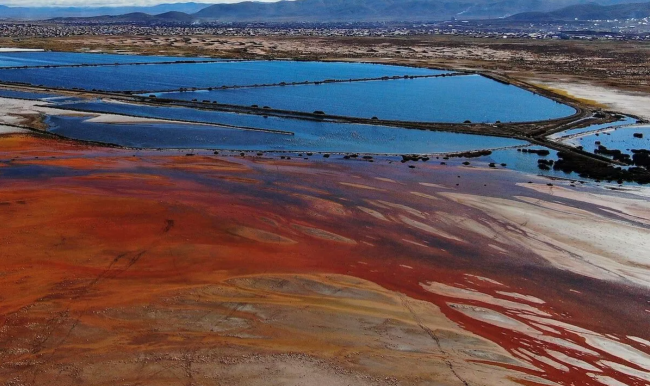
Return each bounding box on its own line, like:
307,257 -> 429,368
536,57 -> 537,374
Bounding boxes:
0,132 -> 649,385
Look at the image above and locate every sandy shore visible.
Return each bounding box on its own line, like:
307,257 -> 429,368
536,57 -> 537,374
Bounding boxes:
0,48 -> 44,52
0,96 -> 226,129
533,80 -> 650,120
0,124 -> 29,134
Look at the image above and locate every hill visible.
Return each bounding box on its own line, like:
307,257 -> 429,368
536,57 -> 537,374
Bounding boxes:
508,1 -> 650,21
50,11 -> 196,24
0,2 -> 207,20
192,0 -> 635,22
3,0 -> 641,23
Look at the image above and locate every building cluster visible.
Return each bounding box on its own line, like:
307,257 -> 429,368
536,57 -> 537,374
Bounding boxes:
0,21 -> 649,41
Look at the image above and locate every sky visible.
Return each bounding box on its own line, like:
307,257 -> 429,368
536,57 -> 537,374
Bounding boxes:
0,0 -> 280,7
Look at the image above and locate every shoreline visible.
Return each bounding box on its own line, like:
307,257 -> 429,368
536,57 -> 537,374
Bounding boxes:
0,53 -> 640,185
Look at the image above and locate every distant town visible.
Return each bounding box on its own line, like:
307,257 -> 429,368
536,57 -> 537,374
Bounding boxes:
1,18 -> 650,41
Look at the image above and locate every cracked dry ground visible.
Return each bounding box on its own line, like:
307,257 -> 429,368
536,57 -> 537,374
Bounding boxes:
0,134 -> 649,386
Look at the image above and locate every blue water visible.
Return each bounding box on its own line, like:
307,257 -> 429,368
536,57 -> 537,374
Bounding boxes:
0,61 -> 445,92
45,112 -> 527,153
59,99 -> 314,128
489,146 -> 569,179
563,125 -> 650,154
157,75 -> 576,123
0,51 -> 216,68
0,89 -> 58,100
0,53 -> 573,155
549,116 -> 638,139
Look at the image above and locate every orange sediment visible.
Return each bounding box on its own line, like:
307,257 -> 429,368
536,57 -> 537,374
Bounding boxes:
0,134 -> 648,385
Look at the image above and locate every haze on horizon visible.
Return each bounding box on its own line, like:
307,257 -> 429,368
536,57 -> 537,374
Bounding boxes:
0,0 -> 281,7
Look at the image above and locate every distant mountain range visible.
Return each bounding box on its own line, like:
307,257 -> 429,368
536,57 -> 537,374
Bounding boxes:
508,1 -> 650,21
0,2 -> 208,20
191,0 -> 635,22
0,0 -> 645,23
50,11 -> 197,24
